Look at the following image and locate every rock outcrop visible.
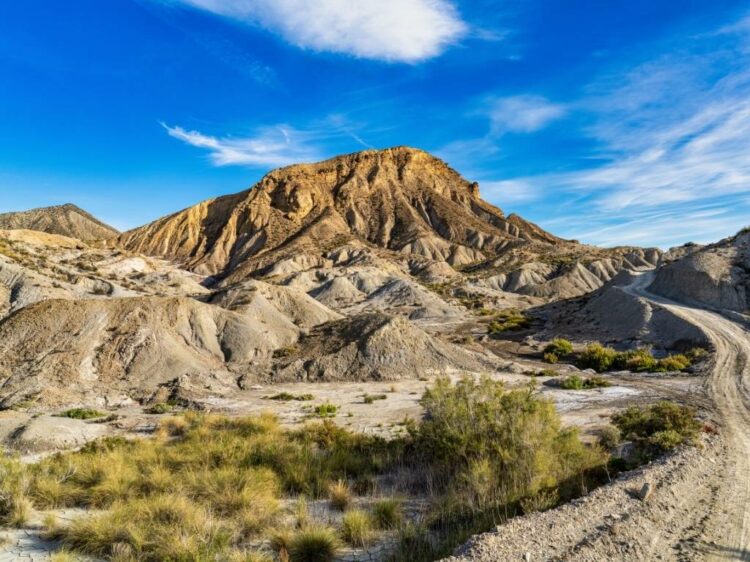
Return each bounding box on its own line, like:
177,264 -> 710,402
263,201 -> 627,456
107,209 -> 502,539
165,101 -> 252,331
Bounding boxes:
649,228 -> 750,313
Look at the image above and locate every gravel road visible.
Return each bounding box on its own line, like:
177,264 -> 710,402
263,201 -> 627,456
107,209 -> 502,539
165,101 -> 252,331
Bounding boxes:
444,272 -> 750,561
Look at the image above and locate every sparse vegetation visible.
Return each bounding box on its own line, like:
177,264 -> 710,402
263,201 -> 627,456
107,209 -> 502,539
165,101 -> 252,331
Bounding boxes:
341,509 -> 374,547
145,402 -> 173,414
612,401 -> 701,461
363,393 -> 387,404
576,343 -> 704,373
267,392 -> 315,401
0,455 -> 32,527
487,309 -> 532,333
58,408 -> 105,420
1,378 -> 693,562
544,338 -> 573,358
314,402 -> 339,418
559,374 -> 611,390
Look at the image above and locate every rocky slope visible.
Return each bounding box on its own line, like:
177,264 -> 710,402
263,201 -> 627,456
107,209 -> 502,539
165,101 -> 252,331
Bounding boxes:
0,148 -> 668,407
116,147 -> 561,277
0,203 -> 119,241
649,227 -> 749,313
115,147 -> 659,301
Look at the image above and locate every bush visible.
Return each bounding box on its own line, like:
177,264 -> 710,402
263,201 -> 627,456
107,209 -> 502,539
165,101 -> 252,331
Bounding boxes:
577,345 -> 697,373
576,343 -> 618,372
328,480 -> 351,511
544,339 -> 573,358
487,310 -> 531,334
371,499 -> 402,529
288,526 -> 340,562
598,426 -> 621,450
363,394 -> 387,404
542,352 -> 559,364
612,401 -> 701,459
145,403 -> 173,414
314,403 -> 338,418
341,509 -> 374,547
59,408 -> 105,420
560,375 -> 584,390
268,393 -> 314,401
415,376 -> 605,506
559,375 -> 610,390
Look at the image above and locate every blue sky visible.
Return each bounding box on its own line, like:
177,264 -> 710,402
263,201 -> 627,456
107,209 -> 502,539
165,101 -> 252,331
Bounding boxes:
1,0 -> 749,248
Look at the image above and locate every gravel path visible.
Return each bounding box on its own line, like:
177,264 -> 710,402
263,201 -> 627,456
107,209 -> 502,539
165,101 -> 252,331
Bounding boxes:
444,272 -> 750,561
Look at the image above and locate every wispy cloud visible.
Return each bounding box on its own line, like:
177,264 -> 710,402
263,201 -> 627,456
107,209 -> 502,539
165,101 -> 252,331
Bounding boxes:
488,95 -> 567,133
478,14 -> 750,248
162,123 -> 325,167
166,0 -> 467,62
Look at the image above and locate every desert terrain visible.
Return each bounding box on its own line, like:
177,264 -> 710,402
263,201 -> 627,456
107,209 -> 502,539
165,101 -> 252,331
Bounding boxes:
0,148 -> 747,561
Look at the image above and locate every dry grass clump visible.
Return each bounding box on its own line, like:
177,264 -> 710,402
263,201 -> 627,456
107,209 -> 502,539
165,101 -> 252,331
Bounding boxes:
341,509 -> 374,547
0,455 -> 32,527
328,479 -> 351,511
371,498 -> 403,529
288,525 -> 341,562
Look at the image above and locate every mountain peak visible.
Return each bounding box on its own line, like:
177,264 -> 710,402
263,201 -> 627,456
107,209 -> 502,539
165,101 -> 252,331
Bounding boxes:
0,203 -> 119,241
117,148 -> 559,279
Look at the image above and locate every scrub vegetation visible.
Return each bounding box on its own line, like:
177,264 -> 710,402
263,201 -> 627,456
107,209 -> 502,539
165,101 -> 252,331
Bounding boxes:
0,378 -> 699,562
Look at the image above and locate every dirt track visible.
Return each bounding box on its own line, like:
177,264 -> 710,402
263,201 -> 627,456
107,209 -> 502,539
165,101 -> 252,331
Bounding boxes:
445,272 -> 750,561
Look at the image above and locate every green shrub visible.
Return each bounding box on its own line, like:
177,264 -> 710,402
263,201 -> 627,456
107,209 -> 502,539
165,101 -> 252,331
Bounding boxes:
598,426 -> 621,450
544,339 -> 573,357
288,526 -> 340,562
576,343 -> 618,372
59,408 -> 105,420
145,403 -> 173,415
487,310 -> 531,333
655,354 -> 691,372
559,375 -> 584,390
341,509 -> 374,547
371,499 -> 402,529
268,393 -> 314,401
314,403 -> 338,418
363,394 -> 387,404
415,376 -> 605,506
543,352 -> 559,364
560,375 -> 611,390
612,401 -> 700,459
577,345 -> 697,373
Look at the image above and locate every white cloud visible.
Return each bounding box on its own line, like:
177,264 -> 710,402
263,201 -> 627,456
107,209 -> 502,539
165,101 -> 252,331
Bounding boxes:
162,123 -> 324,167
169,0 -> 467,62
488,95 -> 566,133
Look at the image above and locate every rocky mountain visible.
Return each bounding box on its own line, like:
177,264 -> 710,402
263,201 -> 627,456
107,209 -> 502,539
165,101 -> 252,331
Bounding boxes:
116,147 -> 659,300
0,148 -> 665,407
0,203 -> 119,241
649,227 -> 750,313
116,147 -> 561,278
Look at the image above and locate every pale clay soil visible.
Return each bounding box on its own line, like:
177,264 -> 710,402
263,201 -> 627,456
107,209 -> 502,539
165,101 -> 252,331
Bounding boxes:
1,273 -> 747,561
